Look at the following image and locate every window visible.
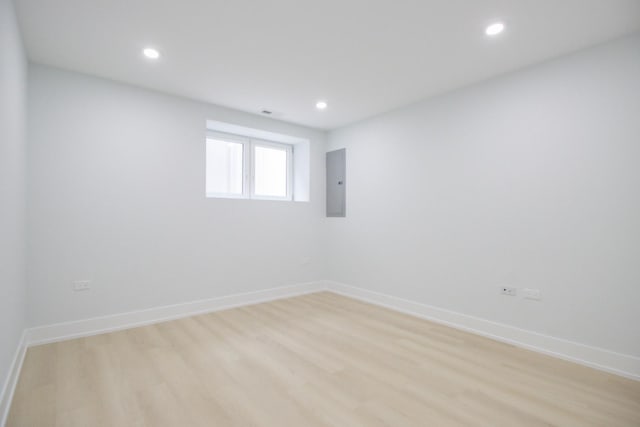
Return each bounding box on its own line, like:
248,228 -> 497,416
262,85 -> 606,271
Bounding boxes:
253,142 -> 291,198
206,132 -> 293,200
205,138 -> 245,196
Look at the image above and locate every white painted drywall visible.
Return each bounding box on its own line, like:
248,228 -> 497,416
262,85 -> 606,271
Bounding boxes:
326,34 -> 640,357
0,0 -> 28,399
27,65 -> 326,327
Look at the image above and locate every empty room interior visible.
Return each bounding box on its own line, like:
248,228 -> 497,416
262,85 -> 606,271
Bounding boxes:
2,0 -> 640,425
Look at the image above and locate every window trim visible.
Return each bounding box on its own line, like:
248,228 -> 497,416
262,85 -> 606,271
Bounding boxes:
205,131 -> 293,201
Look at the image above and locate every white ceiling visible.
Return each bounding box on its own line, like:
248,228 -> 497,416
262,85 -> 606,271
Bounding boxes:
15,0 -> 640,130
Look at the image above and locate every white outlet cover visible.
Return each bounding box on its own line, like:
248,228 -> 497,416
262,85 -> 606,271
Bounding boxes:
501,287 -> 517,296
73,280 -> 91,291
523,288 -> 541,300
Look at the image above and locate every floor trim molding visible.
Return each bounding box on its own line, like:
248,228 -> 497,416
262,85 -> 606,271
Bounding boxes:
325,281 -> 640,381
0,330 -> 27,427
26,281 -> 326,347
9,278 -> 638,424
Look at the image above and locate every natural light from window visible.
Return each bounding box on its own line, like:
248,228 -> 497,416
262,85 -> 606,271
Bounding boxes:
254,145 -> 288,198
206,138 -> 244,196
205,132 -> 293,200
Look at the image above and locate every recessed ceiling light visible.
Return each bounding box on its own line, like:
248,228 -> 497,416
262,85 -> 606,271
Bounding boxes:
485,22 -> 505,36
316,101 -> 328,110
143,48 -> 160,59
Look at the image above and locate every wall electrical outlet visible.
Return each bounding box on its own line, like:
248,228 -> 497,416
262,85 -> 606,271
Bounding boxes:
523,288 -> 541,300
73,280 -> 91,291
500,286 -> 517,296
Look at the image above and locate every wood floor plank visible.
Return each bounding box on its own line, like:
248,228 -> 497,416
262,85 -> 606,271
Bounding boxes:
7,292 -> 640,426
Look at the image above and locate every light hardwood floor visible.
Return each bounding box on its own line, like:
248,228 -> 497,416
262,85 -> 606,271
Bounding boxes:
7,292 -> 640,426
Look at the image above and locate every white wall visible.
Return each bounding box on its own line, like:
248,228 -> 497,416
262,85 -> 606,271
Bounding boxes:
27,65 -> 326,327
0,0 -> 28,399
326,34 -> 640,358
20,29 -> 640,371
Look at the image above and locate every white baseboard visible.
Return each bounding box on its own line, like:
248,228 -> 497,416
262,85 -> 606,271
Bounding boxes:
7,278 -> 636,426
0,330 -> 27,427
325,281 -> 640,381
26,281 -> 326,346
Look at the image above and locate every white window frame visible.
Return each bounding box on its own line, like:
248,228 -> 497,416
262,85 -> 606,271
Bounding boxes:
206,131 -> 293,201
250,139 -> 293,201
205,132 -> 251,199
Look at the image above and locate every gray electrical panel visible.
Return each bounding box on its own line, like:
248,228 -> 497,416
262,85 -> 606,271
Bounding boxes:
326,149 -> 346,217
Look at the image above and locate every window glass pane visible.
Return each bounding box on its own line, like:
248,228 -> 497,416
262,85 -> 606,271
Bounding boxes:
206,138 -> 243,195
254,145 -> 287,197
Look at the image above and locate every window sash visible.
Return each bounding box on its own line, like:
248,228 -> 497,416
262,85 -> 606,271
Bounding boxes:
205,134 -> 250,199
250,139 -> 293,201
205,132 -> 293,201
